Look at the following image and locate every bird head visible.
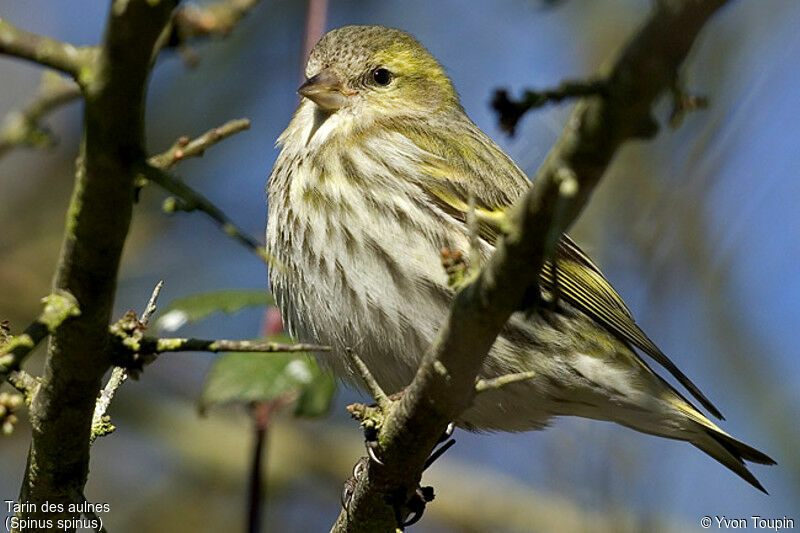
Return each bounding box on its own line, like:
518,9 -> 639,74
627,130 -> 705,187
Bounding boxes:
298,25 -> 460,119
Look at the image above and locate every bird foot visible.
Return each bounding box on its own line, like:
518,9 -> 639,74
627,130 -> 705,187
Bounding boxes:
341,457 -> 368,510
424,422 -> 456,471
397,485 -> 435,528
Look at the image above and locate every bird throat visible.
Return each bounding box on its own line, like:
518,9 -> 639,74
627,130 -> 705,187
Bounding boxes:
306,106 -> 334,146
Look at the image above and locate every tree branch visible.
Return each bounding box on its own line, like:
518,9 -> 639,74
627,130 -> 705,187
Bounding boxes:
492,79 -> 608,135
143,164 -> 273,264
164,0 -> 260,65
141,120 -> 274,264
332,1 -> 732,530
0,291 -> 80,381
148,118 -> 250,168
346,348 -> 390,411
16,1 -> 179,526
6,370 -> 40,402
120,337 -> 329,357
0,71 -> 82,157
158,338 -> 327,354
475,371 -> 537,394
0,17 -> 93,77
91,280 -> 163,442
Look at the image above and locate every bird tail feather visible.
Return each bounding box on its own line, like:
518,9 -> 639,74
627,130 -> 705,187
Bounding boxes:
692,426 -> 776,494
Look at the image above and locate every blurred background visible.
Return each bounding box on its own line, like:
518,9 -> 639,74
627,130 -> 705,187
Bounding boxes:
1,0 -> 798,531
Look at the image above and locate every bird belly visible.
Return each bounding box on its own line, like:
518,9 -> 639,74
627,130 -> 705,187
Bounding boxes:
266,130 -> 684,435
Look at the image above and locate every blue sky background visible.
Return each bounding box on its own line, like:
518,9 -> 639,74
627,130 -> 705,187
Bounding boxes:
1,1 -> 798,531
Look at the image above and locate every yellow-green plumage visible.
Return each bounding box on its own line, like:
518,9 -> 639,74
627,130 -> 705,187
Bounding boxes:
266,25 -> 775,492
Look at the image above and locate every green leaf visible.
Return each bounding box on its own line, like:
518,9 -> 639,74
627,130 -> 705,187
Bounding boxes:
157,290 -> 274,331
199,334 -> 336,417
293,359 -> 337,417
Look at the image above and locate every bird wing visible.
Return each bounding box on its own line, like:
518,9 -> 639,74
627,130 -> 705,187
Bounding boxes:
405,135 -> 723,419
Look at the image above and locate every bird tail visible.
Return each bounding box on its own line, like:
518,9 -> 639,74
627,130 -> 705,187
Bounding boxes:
691,423 -> 776,494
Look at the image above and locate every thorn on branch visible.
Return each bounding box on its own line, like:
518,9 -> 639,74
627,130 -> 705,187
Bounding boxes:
492,79 -> 608,136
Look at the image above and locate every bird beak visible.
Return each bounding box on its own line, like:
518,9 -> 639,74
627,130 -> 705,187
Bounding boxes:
298,68 -> 348,111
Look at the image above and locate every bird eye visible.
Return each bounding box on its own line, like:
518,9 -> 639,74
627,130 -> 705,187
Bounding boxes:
371,67 -> 392,86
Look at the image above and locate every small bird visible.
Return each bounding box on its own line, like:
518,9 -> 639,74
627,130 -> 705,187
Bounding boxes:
266,25 -> 775,491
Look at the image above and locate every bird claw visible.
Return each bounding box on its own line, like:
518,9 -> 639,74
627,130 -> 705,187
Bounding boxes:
438,422 -> 455,443
350,423 -> 454,529
341,477 -> 356,510
365,439 -> 384,466
398,485 -> 435,528
341,457 -> 369,510
368,421 -> 454,471
424,422 -> 457,471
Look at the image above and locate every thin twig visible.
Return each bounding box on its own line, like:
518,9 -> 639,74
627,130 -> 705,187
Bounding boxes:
142,121 -> 275,266
91,281 -> 163,443
475,371 -> 537,394
145,165 -> 274,265
145,338 -> 328,354
422,439 -> 456,471
247,399 -> 286,533
89,367 -> 127,442
491,79 -> 608,135
148,118 -> 250,168
346,348 -> 390,411
0,17 -> 94,77
140,280 -> 165,326
0,71 -> 82,157
110,334 -> 327,382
